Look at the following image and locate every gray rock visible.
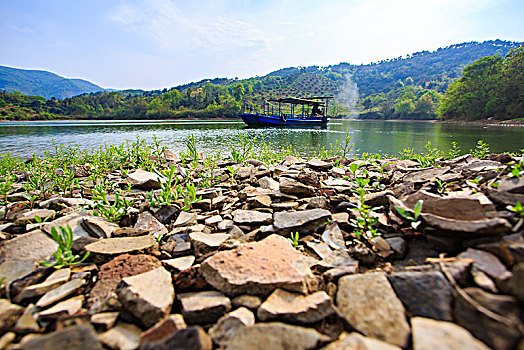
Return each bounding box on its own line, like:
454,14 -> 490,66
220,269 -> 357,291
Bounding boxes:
411,317 -> 489,350
14,209 -> 56,225
279,177 -> 315,196
189,232 -> 230,256
306,196 -> 329,209
259,176 -> 279,191
321,221 -> 345,250
257,289 -> 334,323
209,307 -> 255,347
273,209 -> 331,235
117,267 -> 174,328
200,235 -> 313,296
204,214 -> 222,226
153,205 -> 180,224
0,230 -> 57,264
44,212 -> 92,238
500,262 -> 524,302
40,197 -> 94,211
322,332 -> 401,350
305,241 -> 332,259
387,270 -> 453,321
177,290 -> 231,324
173,211 -> 198,227
140,327 -> 212,350
36,278 -> 85,308
127,169 -> 163,189
227,322 -> 328,350
233,209 -> 272,225
384,237 -> 407,259
19,324 -> 102,350
0,299 -> 23,329
14,268 -> 71,303
336,272 -> 410,347
81,216 -> 119,238
99,322 -> 142,350
162,256 -> 195,272
135,212 -> 168,238
0,259 -> 36,290
139,314 -> 186,346
37,295 -> 84,319
307,158 -> 332,170
85,235 -> 156,258
497,176 -> 524,194
459,248 -> 508,280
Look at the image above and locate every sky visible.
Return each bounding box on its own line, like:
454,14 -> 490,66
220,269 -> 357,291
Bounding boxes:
1,0 -> 523,90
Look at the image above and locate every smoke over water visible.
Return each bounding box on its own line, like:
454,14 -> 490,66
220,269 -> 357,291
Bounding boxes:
336,74 -> 360,117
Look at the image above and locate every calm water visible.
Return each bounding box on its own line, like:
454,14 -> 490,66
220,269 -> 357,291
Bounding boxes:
0,119 -> 523,158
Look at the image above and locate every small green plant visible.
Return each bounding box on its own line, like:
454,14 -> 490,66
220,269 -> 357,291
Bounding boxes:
398,148 -> 415,160
350,173 -> 380,243
147,166 -> 181,208
395,200 -> 424,229
227,165 -> 240,184
40,225 -> 90,269
93,190 -> 134,223
435,179 -> 456,195
289,232 -> 301,248
334,130 -> 354,158
470,140 -> 490,159
0,174 -> 15,221
447,141 -> 461,159
507,201 -> 523,216
180,182 -> 201,211
507,159 -> 524,178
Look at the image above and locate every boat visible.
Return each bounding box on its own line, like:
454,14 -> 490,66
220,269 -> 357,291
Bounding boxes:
239,96 -> 333,127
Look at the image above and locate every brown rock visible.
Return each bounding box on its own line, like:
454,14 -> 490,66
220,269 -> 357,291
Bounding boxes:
0,230 -> 57,264
208,307 -> 254,347
140,326 -> 212,350
99,322 -> 142,350
0,299 -> 23,329
233,209 -> 272,225
273,209 -> 331,235
19,324 -> 102,350
458,248 -> 508,280
279,177 -> 315,196
140,314 -> 186,346
84,235 -> 156,259
177,290 -> 231,324
322,332 -> 401,350
135,212 -> 168,238
127,169 -> 163,189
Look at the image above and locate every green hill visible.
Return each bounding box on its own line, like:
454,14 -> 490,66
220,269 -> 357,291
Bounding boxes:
0,65 -> 105,99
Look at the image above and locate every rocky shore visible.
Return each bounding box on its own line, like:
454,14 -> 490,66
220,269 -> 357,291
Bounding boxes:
1,147 -> 524,349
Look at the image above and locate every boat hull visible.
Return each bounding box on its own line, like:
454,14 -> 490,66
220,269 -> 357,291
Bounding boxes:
239,114 -> 328,127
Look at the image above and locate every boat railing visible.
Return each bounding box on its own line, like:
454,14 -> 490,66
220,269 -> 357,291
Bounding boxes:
242,101 -> 325,120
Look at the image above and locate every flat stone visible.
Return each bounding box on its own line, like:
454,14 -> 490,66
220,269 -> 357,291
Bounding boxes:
217,219 -> 234,231
307,158 -> 332,170
273,209 -> 331,235
258,289 -> 334,323
0,230 -> 57,264
15,268 -> 71,303
233,209 -> 272,225
127,169 -> 162,189
412,317 -> 489,350
40,197 -> 94,211
259,176 -> 279,191
87,254 -> 162,313
173,211 -> 198,227
189,232 -> 230,256
36,278 -> 85,308
227,322 -> 328,350
178,290 -> 231,324
19,324 -> 102,350
0,259 -> 36,290
336,272 -> 410,347
248,195 -> 272,208
91,312 -> 119,331
162,256 -> 195,272
117,267 -> 174,328
14,304 -> 41,332
423,213 -> 511,236
231,295 -> 262,310
497,176 -> 524,194
209,307 -> 255,347
43,212 -> 92,238
458,248 -> 508,280
81,216 -> 120,238
387,270 -> 453,321
0,299 -> 24,329
85,235 -> 156,258
271,201 -> 299,211
140,314 -> 186,346
14,209 -> 56,225
500,262 -> 524,302
279,177 -> 315,196
204,214 -> 222,226
37,295 -> 84,319
140,327 -> 212,350
385,237 -> 407,259
135,212 -> 168,238
313,248 -> 358,270
306,196 -> 329,209
323,332 -> 401,350
153,205 -> 180,224
402,166 -> 450,183
0,332 -> 15,349
321,221 -> 345,250
99,322 -> 141,350
306,241 -> 332,259
200,234 -> 313,296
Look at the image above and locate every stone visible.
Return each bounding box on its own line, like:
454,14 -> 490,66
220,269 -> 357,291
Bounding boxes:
135,212 -> 168,238
117,267 -> 174,328
99,322 -> 142,350
364,190 -> 394,207
258,289 -> 334,323
231,295 -> 262,310
273,209 -> 331,235
173,211 -> 198,227
321,221 -> 345,250
189,232 -> 230,256
14,304 -> 40,332
81,216 -> 119,238
153,205 -> 180,224
15,268 -> 71,303
91,312 -> 120,331
44,212 -> 92,238
140,314 -> 186,346
0,259 -> 36,291
217,219 -> 234,231
87,254 -> 162,313
248,194 -> 272,208
84,235 -> 156,259
0,332 -> 15,349
233,209 -> 272,225
37,295 -> 84,319
259,176 -> 279,191
384,237 -> 407,259
140,327 -> 212,350
0,230 -> 57,264
306,196 -> 329,210
127,169 -> 163,189
500,262 -> 524,302
227,322 -> 328,350
40,197 -> 94,211
200,235 -> 313,296
402,166 -> 451,183
209,307 -> 255,347
19,324 -> 102,350
411,317 -> 489,350
307,158 -> 332,170
314,248 -> 358,270
177,290 -> 231,324
36,278 -> 85,308
459,248 -> 508,280
305,241 -> 332,259
204,214 -> 222,226
0,299 -> 23,329
387,270 -> 453,321
14,209 -> 56,225
279,177 -> 315,196
336,272 -> 410,347
172,265 -> 209,292
322,332 -> 401,350
271,201 -> 299,211
162,256 -> 195,272
497,176 -> 524,194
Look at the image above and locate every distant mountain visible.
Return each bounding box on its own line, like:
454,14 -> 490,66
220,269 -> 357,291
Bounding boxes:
0,65 -> 105,99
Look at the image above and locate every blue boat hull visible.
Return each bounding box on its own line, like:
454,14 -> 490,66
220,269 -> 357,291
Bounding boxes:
239,114 -> 328,127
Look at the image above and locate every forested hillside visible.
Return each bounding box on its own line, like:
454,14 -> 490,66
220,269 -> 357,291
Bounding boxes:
0,65 -> 105,99
0,40 -> 521,121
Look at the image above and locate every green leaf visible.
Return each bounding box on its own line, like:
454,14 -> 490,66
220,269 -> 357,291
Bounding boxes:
413,200 -> 424,219
394,206 -> 413,221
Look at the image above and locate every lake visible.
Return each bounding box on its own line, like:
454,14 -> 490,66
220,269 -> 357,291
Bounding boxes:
0,119 -> 523,159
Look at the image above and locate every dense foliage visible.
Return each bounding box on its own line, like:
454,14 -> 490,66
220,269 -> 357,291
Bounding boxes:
0,40 -> 521,121
438,47 -> 524,121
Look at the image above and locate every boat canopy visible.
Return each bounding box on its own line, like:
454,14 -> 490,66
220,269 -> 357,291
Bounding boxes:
267,96 -> 333,106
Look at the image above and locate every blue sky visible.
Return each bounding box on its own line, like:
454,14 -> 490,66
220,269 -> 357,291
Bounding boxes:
1,0 -> 523,90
